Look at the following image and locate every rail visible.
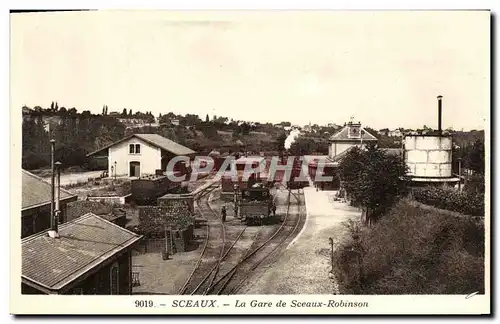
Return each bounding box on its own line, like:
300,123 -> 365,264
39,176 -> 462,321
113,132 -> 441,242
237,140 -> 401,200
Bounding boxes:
229,189 -> 304,293
177,184 -> 218,295
206,188 -> 304,295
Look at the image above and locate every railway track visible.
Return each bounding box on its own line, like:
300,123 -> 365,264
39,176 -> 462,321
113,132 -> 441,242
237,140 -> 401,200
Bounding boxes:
205,188 -> 304,295
178,185 -> 225,295
180,184 -> 255,295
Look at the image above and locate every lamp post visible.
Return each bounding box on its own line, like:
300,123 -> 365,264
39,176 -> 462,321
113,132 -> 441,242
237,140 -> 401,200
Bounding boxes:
328,237 -> 334,277
114,161 -> 117,180
55,161 -> 62,227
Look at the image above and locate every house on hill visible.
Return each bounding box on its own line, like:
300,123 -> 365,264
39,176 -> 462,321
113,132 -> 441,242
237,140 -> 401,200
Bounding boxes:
22,170 -> 78,238
22,213 -> 142,294
87,133 -> 196,178
328,121 -> 378,159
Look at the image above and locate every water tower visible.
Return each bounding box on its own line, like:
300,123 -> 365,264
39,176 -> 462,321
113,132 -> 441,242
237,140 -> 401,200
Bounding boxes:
403,96 -> 460,187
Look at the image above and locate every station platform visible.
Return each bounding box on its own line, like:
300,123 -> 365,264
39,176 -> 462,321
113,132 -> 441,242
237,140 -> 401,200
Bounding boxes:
237,187 -> 362,294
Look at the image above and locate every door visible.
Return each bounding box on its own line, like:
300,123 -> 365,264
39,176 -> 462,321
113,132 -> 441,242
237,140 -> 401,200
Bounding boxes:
129,161 -> 140,177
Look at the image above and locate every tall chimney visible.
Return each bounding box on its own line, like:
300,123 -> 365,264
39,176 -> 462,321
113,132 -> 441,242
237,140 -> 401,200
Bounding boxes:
437,95 -> 443,134
48,140 -> 59,238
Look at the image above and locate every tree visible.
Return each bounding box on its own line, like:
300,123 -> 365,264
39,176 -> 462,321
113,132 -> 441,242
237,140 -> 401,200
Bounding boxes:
205,114 -> 210,122
338,143 -> 408,225
51,102 -> 54,110
122,108 -> 127,117
240,122 -> 250,135
55,102 -> 59,110
468,138 -> 485,174
276,132 -> 287,152
129,109 -> 132,116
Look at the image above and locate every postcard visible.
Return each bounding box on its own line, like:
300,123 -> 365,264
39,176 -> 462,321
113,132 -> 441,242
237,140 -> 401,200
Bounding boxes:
10,9 -> 490,315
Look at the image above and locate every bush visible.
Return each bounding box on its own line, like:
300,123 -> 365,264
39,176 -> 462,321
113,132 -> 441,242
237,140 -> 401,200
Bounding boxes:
333,199 -> 484,294
412,186 -> 484,217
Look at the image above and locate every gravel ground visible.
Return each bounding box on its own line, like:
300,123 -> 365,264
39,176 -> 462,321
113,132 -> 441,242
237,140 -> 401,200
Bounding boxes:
237,187 -> 361,294
43,170 -> 104,186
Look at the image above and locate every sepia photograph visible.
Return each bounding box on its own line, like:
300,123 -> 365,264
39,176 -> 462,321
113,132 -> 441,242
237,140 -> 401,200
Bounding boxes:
9,9 -> 490,315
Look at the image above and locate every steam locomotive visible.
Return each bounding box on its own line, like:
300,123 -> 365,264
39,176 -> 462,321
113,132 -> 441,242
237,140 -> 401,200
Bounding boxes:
280,152 -> 309,190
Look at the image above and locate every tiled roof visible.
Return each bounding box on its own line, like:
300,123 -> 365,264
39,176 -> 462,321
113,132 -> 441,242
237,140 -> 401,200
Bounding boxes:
22,170 -> 77,211
329,125 -> 378,142
87,134 -> 196,157
330,148 -> 353,163
134,134 -> 196,156
22,213 -> 142,292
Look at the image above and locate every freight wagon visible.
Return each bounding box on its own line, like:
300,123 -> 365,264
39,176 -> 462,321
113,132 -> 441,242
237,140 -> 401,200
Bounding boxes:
131,171 -> 186,205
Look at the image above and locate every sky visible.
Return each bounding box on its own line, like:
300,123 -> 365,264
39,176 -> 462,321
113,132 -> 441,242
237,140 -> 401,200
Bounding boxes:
10,10 -> 489,130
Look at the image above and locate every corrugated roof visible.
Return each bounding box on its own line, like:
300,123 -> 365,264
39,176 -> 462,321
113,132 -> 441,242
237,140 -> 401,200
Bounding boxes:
22,170 -> 77,211
329,125 -> 378,142
87,134 -> 196,157
22,213 -> 142,292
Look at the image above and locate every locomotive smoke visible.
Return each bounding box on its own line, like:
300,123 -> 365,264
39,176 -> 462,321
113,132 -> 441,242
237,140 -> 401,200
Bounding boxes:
284,129 -> 301,150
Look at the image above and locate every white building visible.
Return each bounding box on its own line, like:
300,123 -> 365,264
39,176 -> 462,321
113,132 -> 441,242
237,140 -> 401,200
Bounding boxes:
328,122 -> 378,159
87,133 -> 196,178
388,129 -> 403,137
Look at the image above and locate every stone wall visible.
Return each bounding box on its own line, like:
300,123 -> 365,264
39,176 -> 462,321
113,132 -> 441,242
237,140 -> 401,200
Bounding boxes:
66,200 -> 113,222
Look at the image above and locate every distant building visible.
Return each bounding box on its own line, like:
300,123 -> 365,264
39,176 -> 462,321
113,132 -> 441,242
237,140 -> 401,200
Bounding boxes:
388,129 -> 403,137
327,123 -> 341,129
87,133 -> 196,178
117,117 -> 149,125
378,128 -> 390,136
22,170 -> 78,238
21,213 -> 142,294
328,121 -> 378,159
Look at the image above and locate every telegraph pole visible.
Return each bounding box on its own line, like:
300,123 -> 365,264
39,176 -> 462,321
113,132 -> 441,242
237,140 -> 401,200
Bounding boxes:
458,158 -> 462,191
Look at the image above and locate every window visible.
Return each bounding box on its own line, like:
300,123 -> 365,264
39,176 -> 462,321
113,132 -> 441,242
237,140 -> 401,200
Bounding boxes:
348,126 -> 362,139
129,143 -> 141,154
110,263 -> 119,295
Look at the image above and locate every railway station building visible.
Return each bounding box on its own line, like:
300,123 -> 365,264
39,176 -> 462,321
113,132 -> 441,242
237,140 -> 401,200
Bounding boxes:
87,133 -> 196,178
308,121 -> 379,190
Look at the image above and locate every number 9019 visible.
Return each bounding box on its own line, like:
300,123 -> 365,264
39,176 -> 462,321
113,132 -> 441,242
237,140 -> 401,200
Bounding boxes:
135,300 -> 154,307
